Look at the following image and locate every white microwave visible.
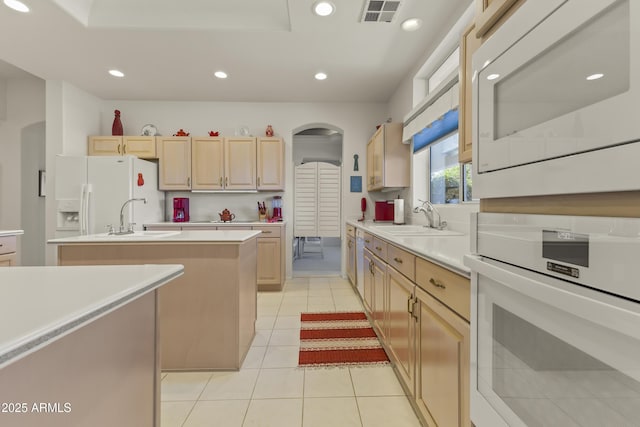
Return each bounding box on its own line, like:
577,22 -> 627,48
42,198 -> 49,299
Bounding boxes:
472,0 -> 640,198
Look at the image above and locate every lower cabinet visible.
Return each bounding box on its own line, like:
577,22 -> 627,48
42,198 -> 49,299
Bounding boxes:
363,249 -> 375,314
371,252 -> 387,340
256,237 -> 281,287
415,285 -> 470,427
347,234 -> 356,286
387,266 -> 415,391
0,235 -> 17,267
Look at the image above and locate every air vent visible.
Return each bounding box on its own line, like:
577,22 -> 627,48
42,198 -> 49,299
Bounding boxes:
361,0 -> 401,23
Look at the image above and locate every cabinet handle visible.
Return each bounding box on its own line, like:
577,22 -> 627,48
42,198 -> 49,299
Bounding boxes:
262,230 -> 272,234
123,144 -> 127,154
225,177 -> 228,186
219,177 -> 223,186
117,144 -> 121,154
429,278 -> 446,289
369,260 -> 374,274
412,296 -> 419,322
393,257 -> 403,264
365,239 -> 370,244
257,177 -> 260,186
375,246 -> 382,251
348,241 -> 352,248
187,177 -> 191,187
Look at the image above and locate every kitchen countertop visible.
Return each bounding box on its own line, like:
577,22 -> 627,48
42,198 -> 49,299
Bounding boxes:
144,221 -> 286,227
0,264 -> 183,369
48,229 -> 261,244
0,230 -> 24,237
347,220 -> 471,276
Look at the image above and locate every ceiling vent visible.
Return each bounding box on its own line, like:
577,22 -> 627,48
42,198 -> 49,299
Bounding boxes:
360,0 -> 401,23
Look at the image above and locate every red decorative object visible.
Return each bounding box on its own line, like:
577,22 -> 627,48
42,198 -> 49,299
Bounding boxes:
208,131 -> 219,136
265,125 -> 274,137
137,173 -> 144,186
112,110 -> 123,136
173,129 -> 190,136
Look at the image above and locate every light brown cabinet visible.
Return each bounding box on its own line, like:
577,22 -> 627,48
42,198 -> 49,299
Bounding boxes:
225,137 -> 257,190
347,233 -> 356,287
257,137 -> 284,190
157,136 -> 192,190
0,235 -> 18,267
191,136 -> 224,190
366,123 -> 409,191
475,0 -> 524,40
387,266 -> 415,391
88,136 -> 156,158
254,225 -> 284,290
459,22 -> 482,164
363,248 -> 375,314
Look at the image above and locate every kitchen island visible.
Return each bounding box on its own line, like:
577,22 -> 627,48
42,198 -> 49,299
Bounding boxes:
49,230 -> 260,371
0,264 -> 183,427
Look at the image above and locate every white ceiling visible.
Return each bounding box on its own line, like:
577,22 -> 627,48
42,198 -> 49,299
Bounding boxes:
0,0 -> 470,103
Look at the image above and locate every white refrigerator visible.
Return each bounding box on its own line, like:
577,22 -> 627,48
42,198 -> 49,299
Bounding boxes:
55,155 -> 164,237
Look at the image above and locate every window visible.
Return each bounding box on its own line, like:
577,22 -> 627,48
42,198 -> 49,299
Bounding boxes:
428,47 -> 459,95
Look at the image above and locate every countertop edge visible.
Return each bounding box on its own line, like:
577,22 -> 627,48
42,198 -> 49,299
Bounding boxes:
0,264 -> 184,369
48,230 -> 262,244
0,230 -> 24,237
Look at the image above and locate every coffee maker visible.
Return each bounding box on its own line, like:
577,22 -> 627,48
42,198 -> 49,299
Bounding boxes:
173,197 -> 189,222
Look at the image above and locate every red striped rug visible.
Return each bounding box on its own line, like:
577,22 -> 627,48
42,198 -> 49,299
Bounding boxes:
298,312 -> 390,367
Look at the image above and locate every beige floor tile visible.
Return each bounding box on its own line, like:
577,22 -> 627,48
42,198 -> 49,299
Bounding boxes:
199,369 -> 259,400
285,277 -> 309,286
269,328 -> 301,346
255,315 -> 277,330
304,367 -> 355,397
350,366 -> 406,397
306,304 -> 336,313
161,372 -> 213,401
182,400 -> 249,427
251,329 -> 272,347
161,401 -> 195,427
274,315 -> 302,329
357,396 -> 421,427
261,345 -> 300,368
243,398 -> 303,427
308,288 -> 333,297
256,304 -> 280,316
253,367 -> 305,399
303,397 -> 362,427
278,304 -> 307,315
308,296 -> 334,306
242,345 -> 267,369
308,277 -> 332,286
332,288 -> 358,296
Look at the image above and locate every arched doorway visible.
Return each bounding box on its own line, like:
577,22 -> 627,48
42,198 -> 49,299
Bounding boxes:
292,124 -> 343,276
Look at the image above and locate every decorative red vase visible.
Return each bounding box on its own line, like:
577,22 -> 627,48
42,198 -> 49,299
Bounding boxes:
112,110 -> 123,136
266,125 -> 274,137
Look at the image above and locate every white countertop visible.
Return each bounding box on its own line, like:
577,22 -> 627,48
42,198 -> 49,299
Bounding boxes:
0,264 -> 183,369
348,220 -> 471,276
48,230 -> 261,244
144,221 -> 286,227
0,230 -> 24,237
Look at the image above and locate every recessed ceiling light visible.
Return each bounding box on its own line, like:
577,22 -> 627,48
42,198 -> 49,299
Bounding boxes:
214,71 -> 228,79
4,0 -> 29,12
108,69 -> 125,78
586,73 -> 604,81
313,1 -> 335,17
486,73 -> 500,81
401,18 -> 422,31
314,72 -> 328,81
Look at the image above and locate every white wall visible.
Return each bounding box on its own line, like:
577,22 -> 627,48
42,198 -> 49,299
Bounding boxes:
98,100 -> 386,278
0,75 -> 45,264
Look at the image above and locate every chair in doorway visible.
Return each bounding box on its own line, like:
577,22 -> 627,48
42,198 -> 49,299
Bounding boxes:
299,237 -> 324,259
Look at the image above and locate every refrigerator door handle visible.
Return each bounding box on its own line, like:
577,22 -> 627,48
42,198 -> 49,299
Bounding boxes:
80,184 -> 93,235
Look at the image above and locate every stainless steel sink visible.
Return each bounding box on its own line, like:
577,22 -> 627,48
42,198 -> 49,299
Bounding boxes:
372,225 -> 463,236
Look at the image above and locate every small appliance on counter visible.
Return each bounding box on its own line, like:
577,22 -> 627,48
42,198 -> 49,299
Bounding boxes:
173,197 -> 189,222
272,196 -> 283,221
218,209 -> 235,222
393,198 -> 405,224
374,200 -> 394,222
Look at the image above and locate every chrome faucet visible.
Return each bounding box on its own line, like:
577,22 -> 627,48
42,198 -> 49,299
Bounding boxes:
114,198 -> 147,234
413,199 -> 447,230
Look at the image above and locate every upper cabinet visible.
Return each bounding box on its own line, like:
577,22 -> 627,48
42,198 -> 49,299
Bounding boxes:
160,136 -> 282,192
458,23 -> 481,164
88,136 -> 156,159
475,0 -> 526,40
257,137 -> 284,191
157,136 -> 192,191
366,123 -> 409,191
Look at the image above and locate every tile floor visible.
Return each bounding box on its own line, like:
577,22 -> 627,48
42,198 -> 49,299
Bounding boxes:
161,276 -> 422,427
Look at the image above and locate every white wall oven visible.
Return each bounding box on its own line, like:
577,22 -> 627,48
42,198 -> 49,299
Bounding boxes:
465,213 -> 640,426
472,0 -> 640,198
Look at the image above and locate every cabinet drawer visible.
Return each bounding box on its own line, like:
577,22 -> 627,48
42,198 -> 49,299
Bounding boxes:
0,236 -> 17,255
371,237 -> 387,262
218,226 -> 252,230
387,244 -> 416,282
415,257 -> 470,321
253,226 -> 281,237
346,224 -> 355,237
363,232 -> 374,252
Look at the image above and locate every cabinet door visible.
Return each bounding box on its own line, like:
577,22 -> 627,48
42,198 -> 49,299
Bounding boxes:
475,0 -> 525,40
387,266 -> 415,392
88,136 -> 122,156
123,136 -> 156,158
458,23 -> 481,163
0,253 -> 16,267
363,249 -> 375,315
225,137 -> 256,190
372,129 -> 384,189
256,237 -> 281,285
157,137 -> 191,190
415,285 -> 470,427
347,235 -> 356,286
366,139 -> 375,191
257,137 -> 284,190
192,137 -> 224,190
371,253 -> 387,340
